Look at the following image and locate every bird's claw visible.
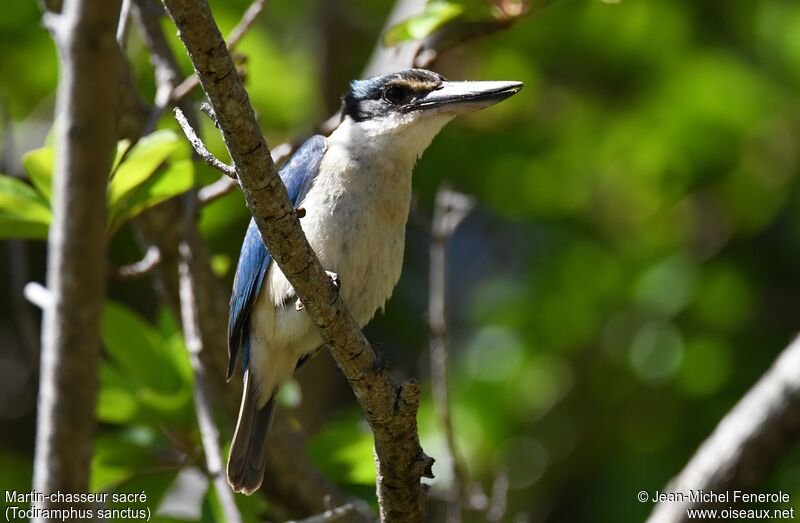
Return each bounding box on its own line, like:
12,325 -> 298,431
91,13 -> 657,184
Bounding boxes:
294,271 -> 340,310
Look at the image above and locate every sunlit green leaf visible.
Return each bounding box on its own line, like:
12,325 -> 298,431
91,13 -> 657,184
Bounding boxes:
21,147 -> 55,203
0,175 -> 51,222
97,384 -> 139,424
384,1 -> 464,46
108,129 -> 183,209
112,138 -> 133,173
0,175 -> 52,239
108,159 -> 194,235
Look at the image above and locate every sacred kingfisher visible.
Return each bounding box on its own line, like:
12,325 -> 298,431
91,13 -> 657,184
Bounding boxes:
226,68 -> 522,494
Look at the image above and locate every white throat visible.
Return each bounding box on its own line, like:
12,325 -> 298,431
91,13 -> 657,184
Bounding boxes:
330,112 -> 455,171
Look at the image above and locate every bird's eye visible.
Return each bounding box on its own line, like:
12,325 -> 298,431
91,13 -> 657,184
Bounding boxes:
383,86 -> 408,104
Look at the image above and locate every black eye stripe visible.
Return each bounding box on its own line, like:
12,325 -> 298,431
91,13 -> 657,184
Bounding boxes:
342,69 -> 446,121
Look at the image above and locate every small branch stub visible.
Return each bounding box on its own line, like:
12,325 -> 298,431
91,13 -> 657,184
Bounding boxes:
110,245 -> 162,279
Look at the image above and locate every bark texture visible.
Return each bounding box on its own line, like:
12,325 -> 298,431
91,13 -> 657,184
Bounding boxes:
32,0 -> 122,515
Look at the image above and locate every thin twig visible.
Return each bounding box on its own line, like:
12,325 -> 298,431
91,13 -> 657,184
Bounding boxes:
199,101 -> 217,125
116,0 -> 133,46
485,472 -> 509,522
178,204 -> 243,523
226,0 -> 267,49
173,107 -> 237,179
167,0 -> 267,106
198,140 -> 294,205
428,186 -> 476,523
197,176 -> 238,205
648,335 -> 800,523
109,245 -> 162,279
23,282 -> 53,310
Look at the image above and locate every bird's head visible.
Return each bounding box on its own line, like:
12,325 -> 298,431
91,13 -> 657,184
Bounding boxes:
339,69 -> 522,157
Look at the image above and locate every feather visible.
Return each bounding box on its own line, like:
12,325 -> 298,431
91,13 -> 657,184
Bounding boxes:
226,369 -> 275,495
227,135 -> 327,380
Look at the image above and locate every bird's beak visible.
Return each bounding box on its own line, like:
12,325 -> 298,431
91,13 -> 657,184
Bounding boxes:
413,80 -> 523,115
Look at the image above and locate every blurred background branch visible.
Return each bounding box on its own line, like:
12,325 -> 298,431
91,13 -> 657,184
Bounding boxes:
428,186 -> 475,523
178,220 -> 243,523
648,335 -> 800,523
31,0 -> 122,510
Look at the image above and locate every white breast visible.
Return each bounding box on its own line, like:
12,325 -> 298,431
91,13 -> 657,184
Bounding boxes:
270,118 -> 416,325
249,112 -> 452,404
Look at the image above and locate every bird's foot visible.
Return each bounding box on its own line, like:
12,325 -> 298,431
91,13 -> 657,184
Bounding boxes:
294,271 -> 340,311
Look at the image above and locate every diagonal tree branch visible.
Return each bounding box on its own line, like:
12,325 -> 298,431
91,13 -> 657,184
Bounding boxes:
130,3 -> 359,518
647,335 -> 800,523
161,0 -> 433,520
32,0 -> 122,513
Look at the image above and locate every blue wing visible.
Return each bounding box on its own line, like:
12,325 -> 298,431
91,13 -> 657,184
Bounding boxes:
227,135 -> 327,380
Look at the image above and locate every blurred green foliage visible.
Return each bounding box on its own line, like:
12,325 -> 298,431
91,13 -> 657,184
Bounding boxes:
0,130 -> 196,239
2,0 -> 800,521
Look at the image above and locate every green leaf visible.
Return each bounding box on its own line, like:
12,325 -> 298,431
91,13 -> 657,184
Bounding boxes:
101,302 -> 189,392
102,302 -> 166,385
21,146 -> 55,203
100,301 -> 194,424
108,129 -> 183,209
97,384 -> 139,424
309,419 -> 377,487
0,175 -> 52,239
0,215 -> 49,240
111,138 -> 133,174
384,1 -> 464,46
91,428 -> 161,491
108,159 -> 194,235
0,175 -> 51,222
